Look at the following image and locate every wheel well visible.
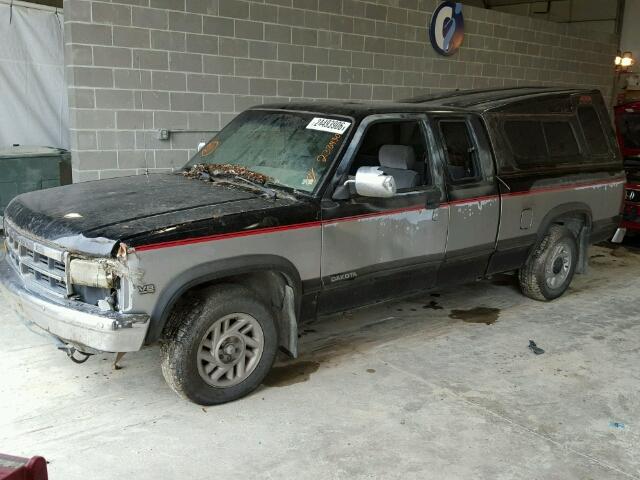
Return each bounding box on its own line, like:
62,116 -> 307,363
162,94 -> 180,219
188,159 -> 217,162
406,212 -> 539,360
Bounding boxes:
547,212 -> 591,274
162,270 -> 299,358
551,213 -> 589,238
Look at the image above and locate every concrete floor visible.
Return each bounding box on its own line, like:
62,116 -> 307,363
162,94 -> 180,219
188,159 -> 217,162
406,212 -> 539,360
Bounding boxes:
1,241 -> 640,479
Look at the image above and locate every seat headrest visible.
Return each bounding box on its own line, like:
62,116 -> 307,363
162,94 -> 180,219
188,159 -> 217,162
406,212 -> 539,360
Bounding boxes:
379,145 -> 416,170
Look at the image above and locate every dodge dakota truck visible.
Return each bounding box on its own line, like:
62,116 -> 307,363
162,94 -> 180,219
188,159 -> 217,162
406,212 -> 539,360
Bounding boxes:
0,87 -> 626,405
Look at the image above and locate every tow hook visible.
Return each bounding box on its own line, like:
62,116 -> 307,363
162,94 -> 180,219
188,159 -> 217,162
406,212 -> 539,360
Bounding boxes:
57,344 -> 93,364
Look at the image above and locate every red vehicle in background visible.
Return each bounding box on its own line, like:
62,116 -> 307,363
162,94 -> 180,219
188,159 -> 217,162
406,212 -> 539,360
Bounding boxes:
614,102 -> 640,233
0,454 -> 47,480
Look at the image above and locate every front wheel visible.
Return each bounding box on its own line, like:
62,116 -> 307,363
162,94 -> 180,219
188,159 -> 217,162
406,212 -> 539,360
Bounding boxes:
161,284 -> 278,405
518,225 -> 578,301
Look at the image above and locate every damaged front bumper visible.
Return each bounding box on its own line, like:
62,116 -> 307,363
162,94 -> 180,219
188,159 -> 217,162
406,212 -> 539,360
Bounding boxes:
0,258 -> 150,353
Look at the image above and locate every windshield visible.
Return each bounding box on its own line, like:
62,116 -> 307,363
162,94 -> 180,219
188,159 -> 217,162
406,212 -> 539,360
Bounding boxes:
185,110 -> 352,193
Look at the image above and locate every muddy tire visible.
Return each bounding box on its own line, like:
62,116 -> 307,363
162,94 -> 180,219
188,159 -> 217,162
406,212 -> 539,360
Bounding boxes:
161,284 -> 278,405
518,225 -> 578,301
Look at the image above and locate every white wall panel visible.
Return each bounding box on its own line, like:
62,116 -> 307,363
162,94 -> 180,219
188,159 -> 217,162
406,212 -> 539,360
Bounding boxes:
621,0 -> 640,61
0,4 -> 69,149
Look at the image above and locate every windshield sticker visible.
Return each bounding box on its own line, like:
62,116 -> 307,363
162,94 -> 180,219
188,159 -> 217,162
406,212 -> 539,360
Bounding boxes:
317,133 -> 342,163
302,167 -> 317,186
200,140 -> 220,157
306,118 -> 351,134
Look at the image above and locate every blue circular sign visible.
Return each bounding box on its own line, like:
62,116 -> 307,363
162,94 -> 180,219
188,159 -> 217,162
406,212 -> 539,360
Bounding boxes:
429,2 -> 464,56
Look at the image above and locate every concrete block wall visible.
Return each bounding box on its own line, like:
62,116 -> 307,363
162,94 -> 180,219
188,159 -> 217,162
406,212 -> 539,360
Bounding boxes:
64,0 -> 619,181
492,0 -> 620,34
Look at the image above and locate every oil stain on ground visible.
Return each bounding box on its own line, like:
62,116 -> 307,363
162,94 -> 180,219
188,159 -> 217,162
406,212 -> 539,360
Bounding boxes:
449,307 -> 501,325
263,361 -> 320,387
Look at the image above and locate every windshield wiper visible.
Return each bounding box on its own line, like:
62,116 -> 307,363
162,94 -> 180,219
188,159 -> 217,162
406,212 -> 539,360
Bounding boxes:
233,177 -> 300,201
184,163 -> 298,200
224,175 -> 278,199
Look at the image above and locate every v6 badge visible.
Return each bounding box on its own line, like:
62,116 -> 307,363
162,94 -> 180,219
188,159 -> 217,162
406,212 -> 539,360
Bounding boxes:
137,284 -> 156,295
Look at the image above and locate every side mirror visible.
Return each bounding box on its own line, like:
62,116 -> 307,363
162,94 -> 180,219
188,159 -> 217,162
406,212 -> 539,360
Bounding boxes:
352,166 -> 397,198
332,183 -> 351,201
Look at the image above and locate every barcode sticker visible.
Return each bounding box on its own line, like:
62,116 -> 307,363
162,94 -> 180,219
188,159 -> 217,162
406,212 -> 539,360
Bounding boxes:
306,117 -> 351,134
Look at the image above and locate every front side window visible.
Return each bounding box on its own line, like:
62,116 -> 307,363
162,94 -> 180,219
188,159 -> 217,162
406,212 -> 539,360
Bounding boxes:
348,120 -> 429,188
186,110 -> 352,193
439,120 -> 480,182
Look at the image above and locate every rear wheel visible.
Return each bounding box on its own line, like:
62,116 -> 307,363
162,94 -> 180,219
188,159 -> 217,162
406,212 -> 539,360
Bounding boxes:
519,225 -> 578,301
161,284 -> 278,405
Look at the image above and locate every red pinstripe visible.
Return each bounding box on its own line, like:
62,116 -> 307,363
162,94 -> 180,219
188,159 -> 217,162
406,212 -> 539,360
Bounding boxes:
135,178 -> 624,252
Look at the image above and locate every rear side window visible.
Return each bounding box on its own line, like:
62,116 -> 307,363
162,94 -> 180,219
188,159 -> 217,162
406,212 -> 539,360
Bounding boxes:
439,121 -> 480,182
504,119 -> 580,165
543,122 -> 579,157
504,121 -> 546,162
578,106 -> 610,155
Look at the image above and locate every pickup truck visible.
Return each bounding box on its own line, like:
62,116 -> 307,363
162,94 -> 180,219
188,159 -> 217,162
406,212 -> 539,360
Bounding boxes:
0,87 -> 626,405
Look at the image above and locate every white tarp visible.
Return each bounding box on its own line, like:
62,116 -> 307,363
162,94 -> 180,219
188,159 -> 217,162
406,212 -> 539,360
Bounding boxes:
0,4 -> 69,149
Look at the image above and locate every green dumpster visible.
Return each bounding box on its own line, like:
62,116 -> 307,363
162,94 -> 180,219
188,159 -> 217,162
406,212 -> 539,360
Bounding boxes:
0,146 -> 72,220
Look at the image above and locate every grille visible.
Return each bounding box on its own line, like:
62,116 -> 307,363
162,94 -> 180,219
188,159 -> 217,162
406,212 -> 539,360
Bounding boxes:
4,221 -> 70,296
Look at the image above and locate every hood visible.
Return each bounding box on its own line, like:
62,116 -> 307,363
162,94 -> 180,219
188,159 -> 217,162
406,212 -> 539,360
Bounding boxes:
4,173 -> 284,256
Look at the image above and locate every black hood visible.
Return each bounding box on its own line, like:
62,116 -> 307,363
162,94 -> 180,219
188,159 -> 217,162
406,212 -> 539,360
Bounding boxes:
5,174 -> 308,256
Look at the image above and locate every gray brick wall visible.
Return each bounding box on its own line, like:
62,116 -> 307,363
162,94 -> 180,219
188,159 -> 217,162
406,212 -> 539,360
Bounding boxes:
64,0 -> 618,181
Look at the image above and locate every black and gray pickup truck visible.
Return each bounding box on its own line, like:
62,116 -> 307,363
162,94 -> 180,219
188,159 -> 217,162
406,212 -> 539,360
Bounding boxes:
0,87 -> 626,405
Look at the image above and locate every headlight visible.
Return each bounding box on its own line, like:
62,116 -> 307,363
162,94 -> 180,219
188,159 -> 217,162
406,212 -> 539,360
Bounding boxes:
69,259 -> 114,289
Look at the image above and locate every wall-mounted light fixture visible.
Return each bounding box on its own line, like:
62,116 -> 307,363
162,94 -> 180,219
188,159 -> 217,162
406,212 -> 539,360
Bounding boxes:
615,51 -> 634,70
613,51 -> 636,106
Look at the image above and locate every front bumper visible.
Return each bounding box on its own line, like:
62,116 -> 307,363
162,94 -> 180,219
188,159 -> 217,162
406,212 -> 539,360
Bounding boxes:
0,257 -> 149,353
622,220 -> 640,232
623,199 -> 640,231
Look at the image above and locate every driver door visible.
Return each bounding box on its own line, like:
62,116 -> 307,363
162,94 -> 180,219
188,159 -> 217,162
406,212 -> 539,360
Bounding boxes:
318,114 -> 449,314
